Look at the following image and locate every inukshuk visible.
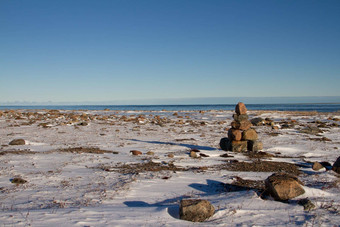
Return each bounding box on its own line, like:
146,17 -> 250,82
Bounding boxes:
220,102 -> 263,152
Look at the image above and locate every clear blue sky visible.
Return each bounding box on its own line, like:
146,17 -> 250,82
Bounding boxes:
1,0 -> 340,104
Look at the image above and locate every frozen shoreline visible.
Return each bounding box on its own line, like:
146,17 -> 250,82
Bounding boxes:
0,109 -> 339,226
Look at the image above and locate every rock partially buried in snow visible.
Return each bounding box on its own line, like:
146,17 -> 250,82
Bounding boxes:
146,151 -> 155,156
130,150 -> 142,156
9,139 -> 25,145
332,156 -> 340,174
179,199 -> 215,222
265,173 -> 305,201
312,162 -> 324,171
11,177 -> 27,184
190,150 -> 198,158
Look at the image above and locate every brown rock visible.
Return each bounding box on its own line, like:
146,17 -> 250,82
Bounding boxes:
242,128 -> 258,141
11,177 -> 27,184
228,129 -> 242,141
235,102 -> 247,115
265,173 -> 305,201
146,151 -> 155,156
231,140 -> 247,152
168,153 -> 175,158
180,199 -> 215,222
332,156 -> 340,174
190,150 -> 198,158
312,162 -> 324,171
130,150 -> 142,156
9,139 -> 25,145
248,140 -> 263,152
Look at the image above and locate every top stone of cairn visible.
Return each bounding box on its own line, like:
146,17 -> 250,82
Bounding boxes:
235,102 -> 247,115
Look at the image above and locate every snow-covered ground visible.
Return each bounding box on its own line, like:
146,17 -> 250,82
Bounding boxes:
0,109 -> 339,226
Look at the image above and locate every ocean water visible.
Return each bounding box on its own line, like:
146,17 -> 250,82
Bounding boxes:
0,104 -> 340,112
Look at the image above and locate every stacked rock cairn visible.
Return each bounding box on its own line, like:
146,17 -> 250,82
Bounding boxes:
220,102 -> 263,152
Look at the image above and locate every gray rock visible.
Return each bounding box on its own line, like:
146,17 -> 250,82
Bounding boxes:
298,198 -> 315,211
299,126 -> 323,135
180,199 -> 215,222
250,117 -> 264,126
233,114 -> 249,122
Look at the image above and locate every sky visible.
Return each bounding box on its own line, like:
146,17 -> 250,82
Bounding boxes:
1,0 -> 340,104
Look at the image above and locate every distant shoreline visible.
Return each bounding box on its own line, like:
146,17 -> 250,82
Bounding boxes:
1,103 -> 339,113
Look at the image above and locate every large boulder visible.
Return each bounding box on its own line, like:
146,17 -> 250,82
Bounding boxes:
265,173 -> 305,201
180,199 -> 215,222
9,139 -> 25,145
332,156 -> 340,174
235,102 -> 247,115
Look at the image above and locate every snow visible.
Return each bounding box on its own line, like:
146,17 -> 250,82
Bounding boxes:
0,109 -> 339,226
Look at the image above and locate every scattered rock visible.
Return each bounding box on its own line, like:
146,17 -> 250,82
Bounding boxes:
179,199 -> 215,222
146,151 -> 155,156
332,156 -> 340,174
190,150 -> 198,158
220,153 -> 234,158
312,162 -> 324,171
250,117 -> 264,126
11,177 -> 27,184
235,102 -> 247,115
265,173 -> 305,201
9,139 -> 25,145
78,122 -> 88,126
200,153 -> 210,157
298,198 -> 316,211
130,150 -> 142,156
299,126 -> 323,135
168,153 -> 175,158
242,128 -> 258,141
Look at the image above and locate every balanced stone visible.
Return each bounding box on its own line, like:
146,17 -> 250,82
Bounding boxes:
228,129 -> 242,141
233,114 -> 248,122
231,120 -> 252,131
242,128 -> 258,141
235,102 -> 247,115
248,140 -> 263,152
231,140 -> 247,152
